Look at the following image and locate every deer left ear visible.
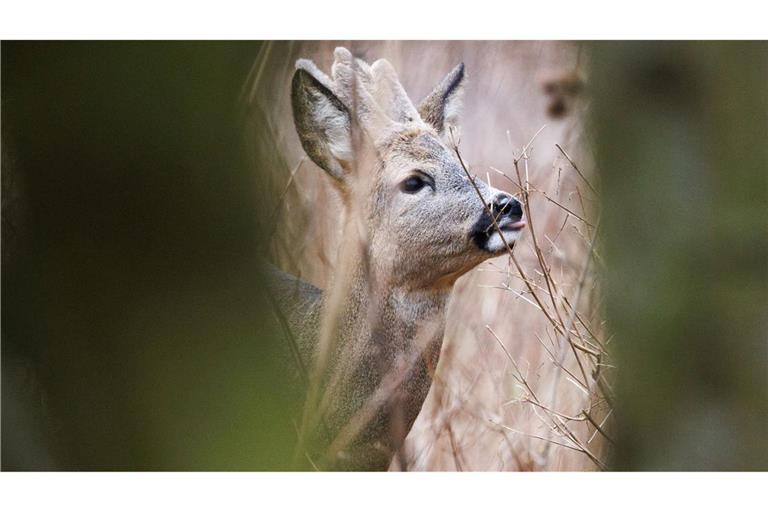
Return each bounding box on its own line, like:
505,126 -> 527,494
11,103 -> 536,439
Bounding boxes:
291,60 -> 353,184
417,63 -> 465,137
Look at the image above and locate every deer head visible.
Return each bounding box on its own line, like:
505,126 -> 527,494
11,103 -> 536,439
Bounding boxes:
291,48 -> 524,292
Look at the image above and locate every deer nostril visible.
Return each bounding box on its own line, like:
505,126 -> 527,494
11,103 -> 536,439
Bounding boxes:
492,195 -> 522,219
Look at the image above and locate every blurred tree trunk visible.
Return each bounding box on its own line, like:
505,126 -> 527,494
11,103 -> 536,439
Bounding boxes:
2,42 -> 301,469
590,42 -> 767,470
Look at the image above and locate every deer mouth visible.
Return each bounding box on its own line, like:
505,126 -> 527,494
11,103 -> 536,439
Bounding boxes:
498,219 -> 526,231
471,213 -> 526,253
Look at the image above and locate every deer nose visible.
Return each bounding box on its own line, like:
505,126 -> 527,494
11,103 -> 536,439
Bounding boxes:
491,194 -> 523,219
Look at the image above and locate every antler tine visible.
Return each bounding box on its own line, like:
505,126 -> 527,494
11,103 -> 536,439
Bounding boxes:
330,47 -> 397,140
369,58 -> 420,124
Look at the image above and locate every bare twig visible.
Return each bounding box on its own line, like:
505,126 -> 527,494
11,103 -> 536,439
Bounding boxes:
555,143 -> 597,195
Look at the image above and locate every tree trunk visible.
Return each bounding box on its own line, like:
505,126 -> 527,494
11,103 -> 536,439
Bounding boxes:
590,41 -> 767,470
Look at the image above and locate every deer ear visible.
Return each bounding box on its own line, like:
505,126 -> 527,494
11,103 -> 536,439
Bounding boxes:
291,61 -> 352,183
417,63 -> 466,137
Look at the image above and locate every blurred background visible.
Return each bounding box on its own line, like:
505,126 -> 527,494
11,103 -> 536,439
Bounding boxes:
2,41 -> 766,470
2,42 -> 301,469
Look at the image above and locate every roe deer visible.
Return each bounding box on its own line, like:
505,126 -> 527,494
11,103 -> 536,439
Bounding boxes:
269,47 -> 525,470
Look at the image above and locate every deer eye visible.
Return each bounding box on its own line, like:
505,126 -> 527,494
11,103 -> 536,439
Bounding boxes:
400,175 -> 428,194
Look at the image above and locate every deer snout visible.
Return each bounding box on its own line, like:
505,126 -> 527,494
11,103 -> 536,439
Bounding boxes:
490,194 -> 525,230
491,194 -> 522,219
471,192 -> 526,253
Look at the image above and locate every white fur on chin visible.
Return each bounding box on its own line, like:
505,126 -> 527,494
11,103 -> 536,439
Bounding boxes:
486,229 -> 523,253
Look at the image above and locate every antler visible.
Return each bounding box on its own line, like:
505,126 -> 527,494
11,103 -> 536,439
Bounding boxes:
368,58 -> 421,124
331,47 -> 423,138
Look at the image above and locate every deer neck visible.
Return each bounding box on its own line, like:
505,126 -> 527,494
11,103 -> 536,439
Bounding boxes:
320,258 -> 450,469
345,259 -> 450,361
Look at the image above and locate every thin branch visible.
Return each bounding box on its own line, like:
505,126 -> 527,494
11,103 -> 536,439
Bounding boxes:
555,143 -> 597,195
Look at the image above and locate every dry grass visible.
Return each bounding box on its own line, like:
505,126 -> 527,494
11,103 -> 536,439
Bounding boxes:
250,41 -> 612,471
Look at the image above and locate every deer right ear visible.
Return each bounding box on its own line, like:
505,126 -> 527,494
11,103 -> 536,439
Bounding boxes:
291,62 -> 353,183
417,63 -> 466,137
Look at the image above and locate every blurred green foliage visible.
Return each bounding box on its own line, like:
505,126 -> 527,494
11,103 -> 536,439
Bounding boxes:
591,41 -> 768,470
2,42 -> 301,469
